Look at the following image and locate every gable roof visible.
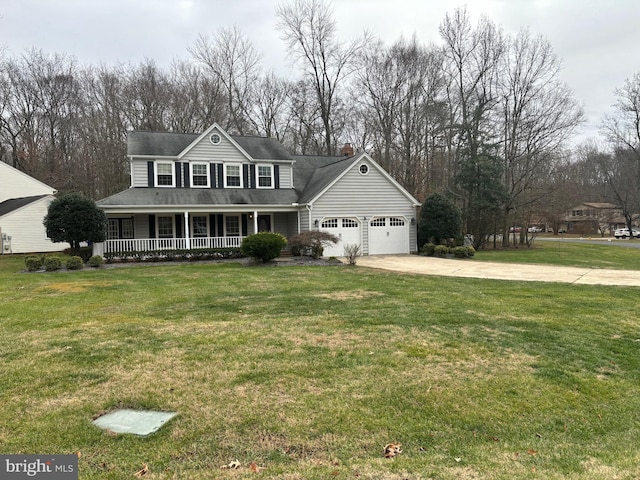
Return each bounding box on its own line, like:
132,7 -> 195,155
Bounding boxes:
292,154 -> 355,202
0,195 -> 50,218
127,128 -> 293,161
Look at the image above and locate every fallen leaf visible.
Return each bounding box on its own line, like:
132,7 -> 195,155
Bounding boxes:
535,432 -> 543,438
384,443 -> 403,458
454,457 -> 462,463
134,463 -> 149,477
527,449 -> 537,455
249,462 -> 265,473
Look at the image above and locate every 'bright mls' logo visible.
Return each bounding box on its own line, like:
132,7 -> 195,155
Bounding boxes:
1,455 -> 78,479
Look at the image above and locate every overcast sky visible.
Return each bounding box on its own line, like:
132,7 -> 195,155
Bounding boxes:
2,0 -> 640,146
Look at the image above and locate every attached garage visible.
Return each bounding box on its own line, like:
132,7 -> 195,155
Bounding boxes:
368,216 -> 410,255
319,217 -> 362,257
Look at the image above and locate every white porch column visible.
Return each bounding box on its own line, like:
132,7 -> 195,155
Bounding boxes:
184,211 -> 191,249
253,210 -> 258,233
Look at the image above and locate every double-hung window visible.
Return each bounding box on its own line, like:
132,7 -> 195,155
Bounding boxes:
225,215 -> 240,236
225,164 -> 242,188
257,164 -> 273,188
192,215 -> 208,237
156,162 -> 174,187
191,163 -> 209,187
157,216 -> 174,238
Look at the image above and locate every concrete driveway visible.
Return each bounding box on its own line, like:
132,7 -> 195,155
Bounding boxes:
356,255 -> 640,287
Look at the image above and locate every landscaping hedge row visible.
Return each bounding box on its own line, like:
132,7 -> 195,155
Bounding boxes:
421,243 -> 476,258
25,254 -> 104,272
103,248 -> 244,263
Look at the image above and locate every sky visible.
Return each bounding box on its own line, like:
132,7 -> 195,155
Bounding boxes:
2,0 -> 640,146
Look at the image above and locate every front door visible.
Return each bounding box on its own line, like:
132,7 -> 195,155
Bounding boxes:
257,215 -> 271,232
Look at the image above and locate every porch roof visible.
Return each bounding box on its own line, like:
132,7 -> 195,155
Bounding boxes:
97,187 -> 300,211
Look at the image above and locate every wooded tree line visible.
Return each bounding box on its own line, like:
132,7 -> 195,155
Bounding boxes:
1,1 -> 638,247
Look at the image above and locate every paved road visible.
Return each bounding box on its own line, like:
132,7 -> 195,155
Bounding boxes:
356,255 -> 640,287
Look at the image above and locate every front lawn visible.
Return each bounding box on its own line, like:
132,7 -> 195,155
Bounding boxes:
0,256 -> 639,479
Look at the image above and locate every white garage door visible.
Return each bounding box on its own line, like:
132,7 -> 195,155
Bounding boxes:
319,217 -> 361,257
369,217 -> 409,254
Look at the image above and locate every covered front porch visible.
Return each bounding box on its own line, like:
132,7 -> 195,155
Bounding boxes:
93,208 -> 301,257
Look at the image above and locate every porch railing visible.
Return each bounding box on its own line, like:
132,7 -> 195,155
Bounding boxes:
96,236 -> 244,255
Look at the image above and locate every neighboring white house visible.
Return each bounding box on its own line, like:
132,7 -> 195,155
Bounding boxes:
0,161 -> 69,254
95,123 -> 421,257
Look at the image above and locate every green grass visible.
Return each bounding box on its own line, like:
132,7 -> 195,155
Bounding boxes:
0,254 -> 639,479
474,239 -> 640,270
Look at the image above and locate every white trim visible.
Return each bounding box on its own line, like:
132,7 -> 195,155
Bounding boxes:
156,214 -> 175,238
177,123 -> 255,162
155,161 -> 175,188
256,163 -> 274,189
190,162 -> 210,188
224,214 -> 241,237
224,163 -> 243,188
190,213 -> 209,238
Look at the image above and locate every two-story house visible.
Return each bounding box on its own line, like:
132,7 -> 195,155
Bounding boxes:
563,202 -> 637,235
95,123 -> 420,257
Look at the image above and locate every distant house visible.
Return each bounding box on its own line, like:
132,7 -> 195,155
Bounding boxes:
0,161 -> 69,254
95,123 -> 421,257
563,202 -> 636,235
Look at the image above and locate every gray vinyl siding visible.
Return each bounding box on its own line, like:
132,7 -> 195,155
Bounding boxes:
131,159 -> 148,187
312,161 -> 418,253
277,163 -> 293,189
181,134 -> 248,163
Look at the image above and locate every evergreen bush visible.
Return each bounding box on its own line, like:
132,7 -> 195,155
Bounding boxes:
65,256 -> 84,270
44,256 -> 62,271
87,255 -> 104,268
25,256 -> 43,272
434,245 -> 450,258
240,232 -> 287,262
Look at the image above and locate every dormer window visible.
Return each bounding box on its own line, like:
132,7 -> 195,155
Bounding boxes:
257,164 -> 273,188
225,164 -> 242,188
156,162 -> 174,187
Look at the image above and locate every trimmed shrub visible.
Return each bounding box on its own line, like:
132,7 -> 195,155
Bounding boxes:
88,255 -> 104,268
44,256 -> 62,271
241,232 -> 287,262
434,245 -> 449,258
66,256 -> 84,270
25,256 -> 43,272
466,246 -> 476,257
421,243 -> 436,256
453,246 -> 468,258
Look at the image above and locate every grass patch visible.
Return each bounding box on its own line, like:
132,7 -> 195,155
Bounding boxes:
0,255 -> 639,478
474,239 -> 640,270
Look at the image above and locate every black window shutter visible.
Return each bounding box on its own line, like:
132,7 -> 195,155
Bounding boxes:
217,214 -> 224,236
243,164 -> 249,188
175,163 -> 182,187
175,214 -> 183,238
148,215 -> 156,238
183,163 -> 190,188
241,214 -> 248,236
217,164 -> 224,188
147,161 -> 154,187
250,164 -> 256,189
209,214 -> 216,236
274,165 -> 280,189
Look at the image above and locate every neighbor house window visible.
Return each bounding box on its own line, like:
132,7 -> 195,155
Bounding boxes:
225,216 -> 240,236
157,216 -> 174,238
257,164 -> 273,188
191,163 -> 210,187
225,164 -> 242,188
156,162 -> 174,187
191,215 -> 208,237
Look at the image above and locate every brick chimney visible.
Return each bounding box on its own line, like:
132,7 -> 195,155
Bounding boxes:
340,143 -> 354,157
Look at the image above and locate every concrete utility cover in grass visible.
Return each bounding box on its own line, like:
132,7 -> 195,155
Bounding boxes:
93,409 -> 177,436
